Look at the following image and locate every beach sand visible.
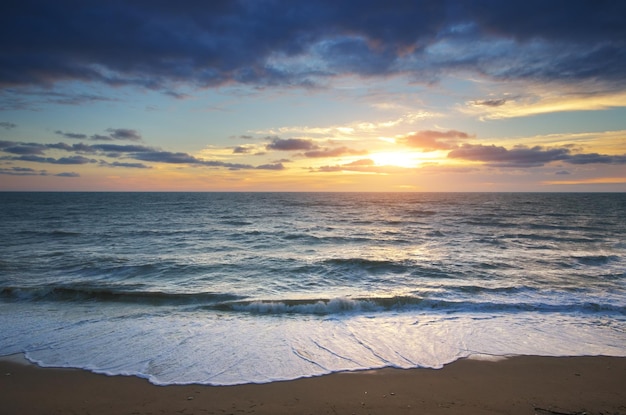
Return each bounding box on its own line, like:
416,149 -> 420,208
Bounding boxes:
1,354 -> 624,415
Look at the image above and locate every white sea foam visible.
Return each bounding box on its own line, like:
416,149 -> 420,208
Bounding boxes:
2,300 -> 624,385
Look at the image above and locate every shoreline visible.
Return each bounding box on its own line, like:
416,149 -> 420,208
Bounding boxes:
2,354 -> 625,414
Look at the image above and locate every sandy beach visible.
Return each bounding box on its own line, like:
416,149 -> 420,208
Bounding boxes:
2,354 -> 624,415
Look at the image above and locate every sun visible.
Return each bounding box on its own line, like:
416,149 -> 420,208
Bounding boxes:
368,151 -> 421,168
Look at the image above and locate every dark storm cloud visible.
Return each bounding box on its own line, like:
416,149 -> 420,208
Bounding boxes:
465,0 -> 625,43
0,122 -> 17,130
399,130 -> 472,151
1,1 -> 624,93
266,138 -> 318,151
447,143 -> 626,167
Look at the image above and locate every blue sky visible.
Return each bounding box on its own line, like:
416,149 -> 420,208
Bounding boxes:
1,0 -> 625,191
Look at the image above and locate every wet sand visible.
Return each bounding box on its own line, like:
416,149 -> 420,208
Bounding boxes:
2,354 -> 625,414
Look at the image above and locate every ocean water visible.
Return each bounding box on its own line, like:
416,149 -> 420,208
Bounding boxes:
0,192 -> 624,385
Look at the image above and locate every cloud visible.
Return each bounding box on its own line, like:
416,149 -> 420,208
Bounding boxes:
0,122 -> 17,130
316,165 -> 343,173
448,143 -> 626,167
462,89 -> 626,120
106,128 -> 142,141
55,130 -> 88,140
56,128 -> 141,141
1,139 -> 288,171
9,155 -> 97,165
1,1 -> 623,94
0,140 -> 83,155
266,138 -> 318,151
0,166 -> 78,177
471,99 -> 507,107
89,144 -> 154,153
101,161 -> 152,169
0,141 -> 47,155
0,89 -> 117,110
264,137 -> 367,158
256,163 -> 285,170
132,151 -> 202,164
90,134 -> 114,141
130,149 -> 269,170
398,130 -> 472,151
567,153 -> 626,165
233,145 -> 252,154
303,146 -> 368,158
346,158 -> 375,167
447,144 -> 571,167
314,158 -> 410,174
0,166 -> 46,176
543,176 -> 626,186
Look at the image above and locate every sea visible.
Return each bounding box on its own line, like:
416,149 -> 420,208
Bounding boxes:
0,192 -> 624,385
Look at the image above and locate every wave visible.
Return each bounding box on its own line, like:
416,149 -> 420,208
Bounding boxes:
207,296 -> 626,316
498,233 -> 599,244
17,229 -> 82,237
573,255 -> 621,266
406,209 -> 437,217
220,220 -> 254,226
322,258 -> 408,273
279,233 -> 375,245
14,285 -> 618,317
0,285 -> 242,305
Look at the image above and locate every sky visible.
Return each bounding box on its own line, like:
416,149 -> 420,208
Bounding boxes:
1,0 -> 625,192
